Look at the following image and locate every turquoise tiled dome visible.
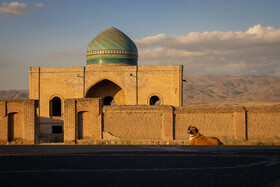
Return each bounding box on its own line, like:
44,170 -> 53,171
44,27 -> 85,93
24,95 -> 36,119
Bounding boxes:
86,27 -> 138,65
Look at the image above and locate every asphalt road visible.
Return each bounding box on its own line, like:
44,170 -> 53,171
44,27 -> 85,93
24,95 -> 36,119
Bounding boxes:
0,145 -> 280,187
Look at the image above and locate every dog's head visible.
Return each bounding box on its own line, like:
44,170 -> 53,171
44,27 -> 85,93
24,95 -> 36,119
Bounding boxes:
188,126 -> 199,136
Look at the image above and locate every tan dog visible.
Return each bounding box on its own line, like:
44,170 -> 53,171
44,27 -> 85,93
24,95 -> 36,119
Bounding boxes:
188,126 -> 223,145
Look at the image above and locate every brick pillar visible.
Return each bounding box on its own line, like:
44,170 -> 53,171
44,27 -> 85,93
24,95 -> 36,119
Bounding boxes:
234,106 -> 247,140
91,99 -> 102,139
0,101 -> 8,143
161,106 -> 174,140
64,99 -> 76,144
23,100 -> 36,144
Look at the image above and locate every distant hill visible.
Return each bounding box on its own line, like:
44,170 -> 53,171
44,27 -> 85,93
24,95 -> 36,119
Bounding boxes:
0,90 -> 29,100
183,75 -> 280,106
1,75 -> 280,106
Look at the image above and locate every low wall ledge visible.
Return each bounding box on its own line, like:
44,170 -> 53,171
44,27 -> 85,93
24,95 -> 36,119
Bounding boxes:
245,106 -> 280,113
174,106 -> 246,114
65,98 -> 101,101
103,105 -> 174,112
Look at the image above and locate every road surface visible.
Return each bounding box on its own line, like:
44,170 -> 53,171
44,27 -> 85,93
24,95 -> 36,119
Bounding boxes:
0,145 -> 279,186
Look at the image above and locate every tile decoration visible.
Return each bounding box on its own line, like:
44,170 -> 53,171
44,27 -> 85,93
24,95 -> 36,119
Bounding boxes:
86,27 -> 138,65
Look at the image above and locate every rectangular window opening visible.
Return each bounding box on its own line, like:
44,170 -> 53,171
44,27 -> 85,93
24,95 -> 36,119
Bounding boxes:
52,126 -> 63,134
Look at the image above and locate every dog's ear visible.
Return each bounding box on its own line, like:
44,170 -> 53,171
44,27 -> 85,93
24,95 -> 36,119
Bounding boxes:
194,127 -> 199,134
187,126 -> 191,130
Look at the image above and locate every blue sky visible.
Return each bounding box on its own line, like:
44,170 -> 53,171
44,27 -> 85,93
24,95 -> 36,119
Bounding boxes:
0,0 -> 280,89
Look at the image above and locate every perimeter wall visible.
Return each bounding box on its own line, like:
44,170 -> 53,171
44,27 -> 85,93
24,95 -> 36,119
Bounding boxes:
1,98 -> 280,144
99,105 -> 280,144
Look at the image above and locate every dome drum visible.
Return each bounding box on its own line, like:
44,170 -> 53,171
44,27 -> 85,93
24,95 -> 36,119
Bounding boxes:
86,50 -> 137,56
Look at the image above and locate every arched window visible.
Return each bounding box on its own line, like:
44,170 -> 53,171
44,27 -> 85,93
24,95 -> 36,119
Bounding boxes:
150,96 -> 161,105
50,97 -> 61,117
103,96 -> 115,106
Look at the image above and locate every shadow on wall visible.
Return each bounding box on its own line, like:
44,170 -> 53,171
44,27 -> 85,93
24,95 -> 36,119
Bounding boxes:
6,112 -> 23,143
37,117 -> 64,143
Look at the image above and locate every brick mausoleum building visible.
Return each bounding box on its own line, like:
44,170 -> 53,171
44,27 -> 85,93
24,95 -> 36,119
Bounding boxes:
0,27 -> 183,144
2,27 -> 277,145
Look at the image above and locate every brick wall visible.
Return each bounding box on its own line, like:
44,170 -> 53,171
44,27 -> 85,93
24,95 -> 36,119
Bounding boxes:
247,107 -> 280,141
0,100 -> 37,144
64,98 -> 101,144
23,100 -> 38,144
1,98 -> 279,145
103,106 -> 173,140
174,106 -> 246,142
101,105 -> 280,144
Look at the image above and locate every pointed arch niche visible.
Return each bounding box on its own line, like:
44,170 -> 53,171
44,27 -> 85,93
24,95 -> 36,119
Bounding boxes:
86,79 -> 126,105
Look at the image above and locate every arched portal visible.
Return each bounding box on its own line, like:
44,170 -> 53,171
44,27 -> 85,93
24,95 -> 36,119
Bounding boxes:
86,79 -> 125,105
50,97 -> 62,117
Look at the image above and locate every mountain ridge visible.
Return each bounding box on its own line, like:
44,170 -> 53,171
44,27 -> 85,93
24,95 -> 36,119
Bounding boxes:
1,75 -> 279,106
183,75 -> 280,106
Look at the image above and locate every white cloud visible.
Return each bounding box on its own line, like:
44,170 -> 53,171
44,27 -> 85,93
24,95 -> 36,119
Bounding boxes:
135,25 -> 280,76
35,3 -> 44,8
140,48 -> 207,60
0,2 -> 29,17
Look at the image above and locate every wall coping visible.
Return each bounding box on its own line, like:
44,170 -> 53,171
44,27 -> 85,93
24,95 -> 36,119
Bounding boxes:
65,98 -> 101,101
103,105 -> 174,113
245,106 -> 280,113
174,106 -> 246,114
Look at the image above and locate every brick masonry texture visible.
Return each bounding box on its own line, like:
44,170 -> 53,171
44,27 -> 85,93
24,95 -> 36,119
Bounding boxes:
28,64 -> 183,144
0,100 -> 37,144
1,99 -> 280,145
